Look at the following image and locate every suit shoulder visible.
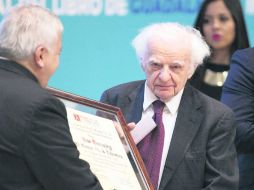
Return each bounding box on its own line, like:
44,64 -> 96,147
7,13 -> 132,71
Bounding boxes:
234,47 -> 254,55
100,80 -> 145,106
233,48 -> 254,62
191,86 -> 233,114
5,77 -> 62,114
103,80 -> 145,95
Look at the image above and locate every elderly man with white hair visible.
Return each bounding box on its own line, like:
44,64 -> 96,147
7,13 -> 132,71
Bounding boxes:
100,23 -> 238,190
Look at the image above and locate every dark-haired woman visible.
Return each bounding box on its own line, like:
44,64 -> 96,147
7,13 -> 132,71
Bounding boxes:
189,0 -> 249,100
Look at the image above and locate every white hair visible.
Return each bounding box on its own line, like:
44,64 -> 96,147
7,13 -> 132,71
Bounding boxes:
132,22 -> 210,74
0,4 -> 63,61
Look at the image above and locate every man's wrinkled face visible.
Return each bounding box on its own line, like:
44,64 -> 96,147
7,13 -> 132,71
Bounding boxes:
142,39 -> 192,101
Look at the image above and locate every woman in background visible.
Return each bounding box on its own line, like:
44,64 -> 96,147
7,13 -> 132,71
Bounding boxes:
189,0 -> 249,100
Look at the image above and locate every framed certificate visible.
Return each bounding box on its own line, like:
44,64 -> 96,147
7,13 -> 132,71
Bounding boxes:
47,87 -> 154,190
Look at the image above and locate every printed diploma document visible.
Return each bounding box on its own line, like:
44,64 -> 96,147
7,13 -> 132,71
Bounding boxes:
47,87 -> 154,190
67,107 -> 142,190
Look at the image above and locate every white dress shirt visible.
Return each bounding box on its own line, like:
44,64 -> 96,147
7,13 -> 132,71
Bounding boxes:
142,81 -> 184,189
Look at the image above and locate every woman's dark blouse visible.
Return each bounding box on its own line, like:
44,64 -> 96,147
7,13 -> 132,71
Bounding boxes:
189,61 -> 230,100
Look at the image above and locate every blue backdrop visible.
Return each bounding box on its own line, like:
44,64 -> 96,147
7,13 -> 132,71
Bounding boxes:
0,0 -> 253,100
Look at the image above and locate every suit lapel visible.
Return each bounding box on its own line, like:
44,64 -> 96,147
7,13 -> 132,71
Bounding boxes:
159,85 -> 204,190
125,82 -> 145,124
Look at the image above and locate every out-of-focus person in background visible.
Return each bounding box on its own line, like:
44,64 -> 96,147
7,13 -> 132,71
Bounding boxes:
0,4 -> 102,190
221,48 -> 254,190
100,22 -> 238,190
189,0 -> 249,100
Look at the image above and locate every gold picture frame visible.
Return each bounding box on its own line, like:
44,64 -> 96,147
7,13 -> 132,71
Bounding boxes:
47,87 -> 154,190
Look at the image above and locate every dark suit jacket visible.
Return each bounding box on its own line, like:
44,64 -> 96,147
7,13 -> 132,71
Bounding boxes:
0,59 -> 102,190
221,48 -> 254,190
101,80 -> 238,190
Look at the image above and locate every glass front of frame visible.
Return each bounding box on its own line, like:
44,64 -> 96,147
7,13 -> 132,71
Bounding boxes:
47,87 -> 154,190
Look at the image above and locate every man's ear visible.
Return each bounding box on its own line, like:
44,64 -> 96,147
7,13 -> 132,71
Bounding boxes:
187,64 -> 197,79
34,45 -> 47,68
141,62 -> 145,71
140,58 -> 146,71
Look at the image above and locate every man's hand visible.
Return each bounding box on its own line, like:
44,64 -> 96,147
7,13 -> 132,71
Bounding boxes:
114,122 -> 136,144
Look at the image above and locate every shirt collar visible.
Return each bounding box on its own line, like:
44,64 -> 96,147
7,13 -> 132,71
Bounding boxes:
0,56 -> 10,60
143,81 -> 184,114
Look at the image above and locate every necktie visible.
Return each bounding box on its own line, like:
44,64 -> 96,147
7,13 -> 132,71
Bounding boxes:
137,100 -> 165,189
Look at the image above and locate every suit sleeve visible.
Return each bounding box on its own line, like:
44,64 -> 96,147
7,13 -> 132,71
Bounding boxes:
204,110 -> 238,190
22,96 -> 103,190
221,50 -> 254,153
100,90 -> 112,104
